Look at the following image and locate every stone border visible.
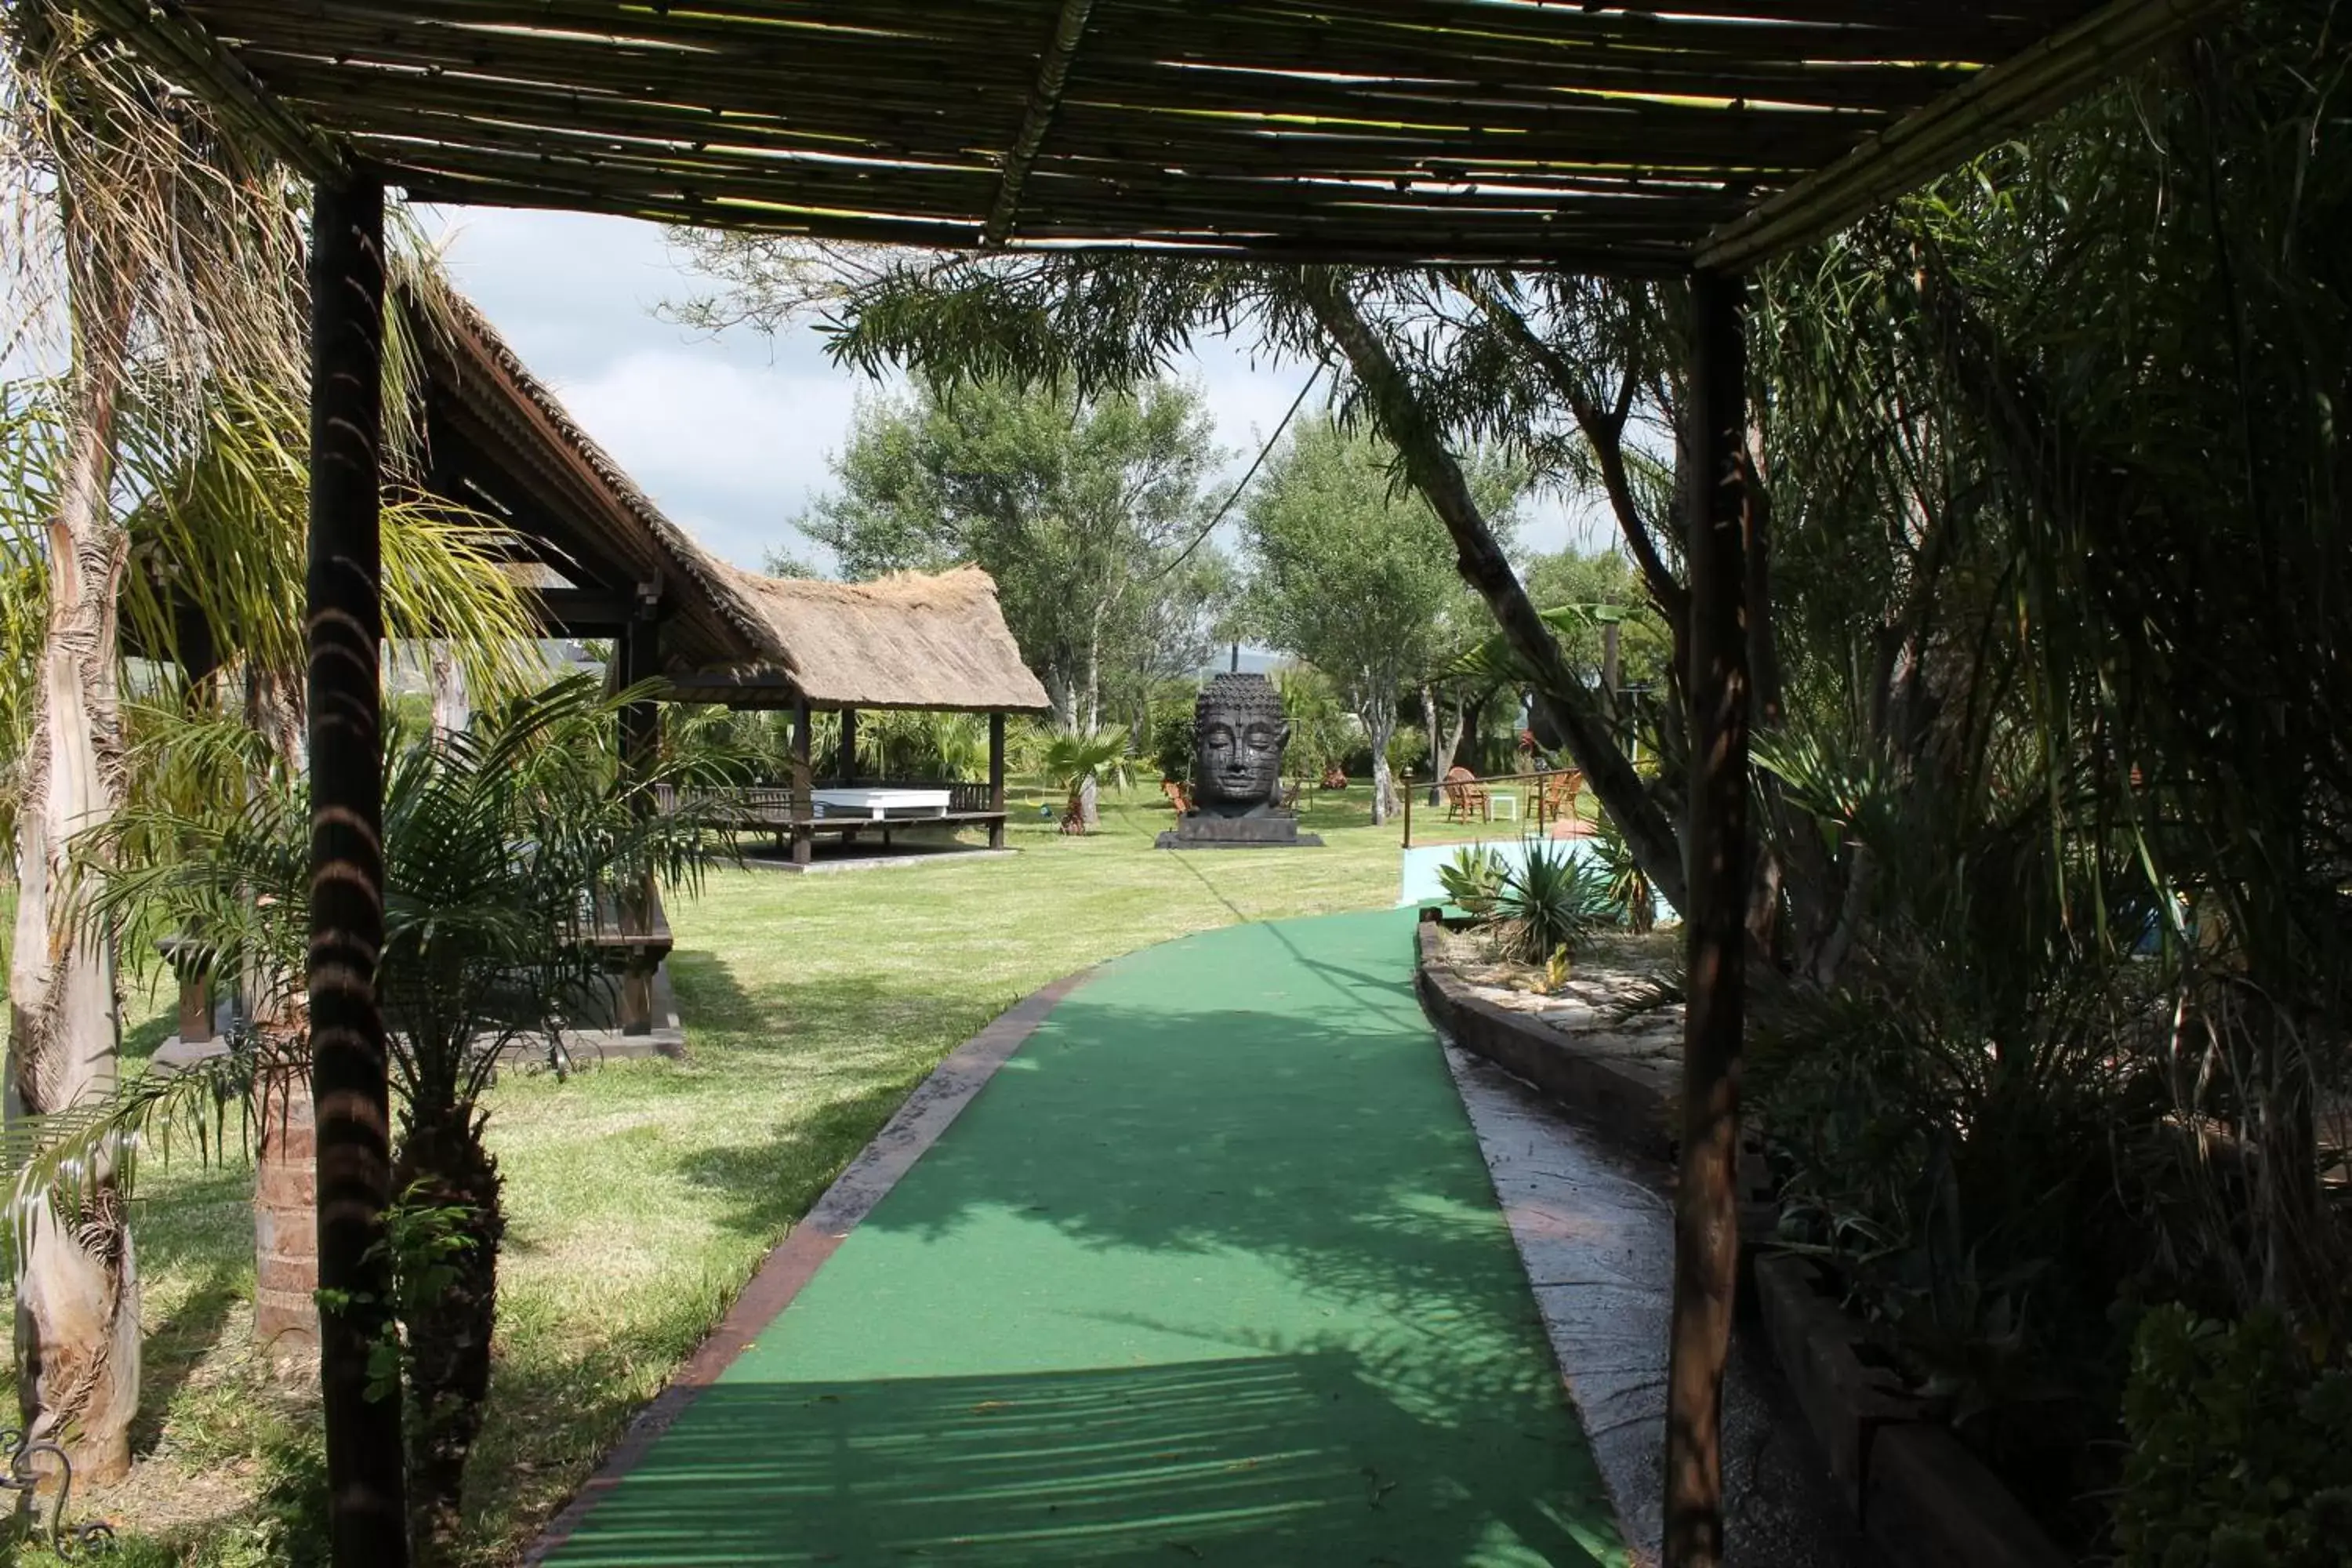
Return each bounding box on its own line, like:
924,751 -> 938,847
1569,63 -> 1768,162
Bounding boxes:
522,966 -> 1094,1563
1752,1253 -> 2071,1568
1414,914 -> 2073,1568
1410,913 -> 1675,1161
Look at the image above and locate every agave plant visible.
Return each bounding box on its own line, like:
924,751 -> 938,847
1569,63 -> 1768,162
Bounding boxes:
1437,844 -> 1508,915
1490,839 -> 1616,966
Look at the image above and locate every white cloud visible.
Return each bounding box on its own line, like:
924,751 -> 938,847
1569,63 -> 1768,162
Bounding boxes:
421,205 -> 1617,572
550,350 -> 852,568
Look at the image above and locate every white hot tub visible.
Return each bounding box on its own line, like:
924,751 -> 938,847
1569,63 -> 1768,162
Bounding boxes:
808,787 -> 953,821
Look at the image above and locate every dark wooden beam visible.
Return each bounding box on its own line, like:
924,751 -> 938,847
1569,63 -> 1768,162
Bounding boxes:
988,712 -> 1007,851
837,706 -> 858,786
981,0 -> 1096,246
533,589 -> 633,633
615,613 -> 662,1036
1697,0 -> 2230,272
1663,268 -> 1753,1568
790,698 -> 815,866
305,172 -> 409,1568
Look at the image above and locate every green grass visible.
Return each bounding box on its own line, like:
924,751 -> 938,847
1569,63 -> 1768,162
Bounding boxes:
25,780 -> 1417,1563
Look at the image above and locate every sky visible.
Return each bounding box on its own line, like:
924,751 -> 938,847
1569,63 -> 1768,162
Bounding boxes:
422,207 -> 1602,573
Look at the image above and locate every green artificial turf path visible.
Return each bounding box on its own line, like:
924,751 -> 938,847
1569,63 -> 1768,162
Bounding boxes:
546,909 -> 1625,1566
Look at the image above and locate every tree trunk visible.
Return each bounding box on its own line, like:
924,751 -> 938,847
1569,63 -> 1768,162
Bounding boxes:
392,1104 -> 504,1564
1300,269 -> 1689,915
252,1033 -> 320,1363
1425,683 -> 1465,804
1079,771 -> 1100,831
1082,622 -> 1102,737
1364,695 -> 1398,825
1663,269 -> 1754,1568
8,264 -> 139,1486
427,643 -> 466,737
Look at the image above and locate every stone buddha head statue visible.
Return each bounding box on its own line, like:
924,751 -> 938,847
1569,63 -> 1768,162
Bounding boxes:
1193,673 -> 1290,817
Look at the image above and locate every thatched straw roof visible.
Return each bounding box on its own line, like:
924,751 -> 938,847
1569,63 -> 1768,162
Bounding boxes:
666,563 -> 1052,715
418,287 -> 776,674
418,288 -> 1047,714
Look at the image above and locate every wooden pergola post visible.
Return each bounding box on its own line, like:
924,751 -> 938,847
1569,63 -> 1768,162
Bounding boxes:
838,706 -> 858,785
615,611 -> 661,1035
305,172 -> 409,1568
1663,267 -> 1754,1568
987,711 -> 1007,851
791,696 -> 815,866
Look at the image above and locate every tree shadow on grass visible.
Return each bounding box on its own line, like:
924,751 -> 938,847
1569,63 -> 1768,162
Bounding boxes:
129,1261 -> 245,1458
669,1075 -> 929,1245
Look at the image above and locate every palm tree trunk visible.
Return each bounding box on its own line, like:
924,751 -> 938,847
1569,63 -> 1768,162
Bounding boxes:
1424,683 -> 1466,804
393,1103 -> 504,1563
8,268 -> 140,1485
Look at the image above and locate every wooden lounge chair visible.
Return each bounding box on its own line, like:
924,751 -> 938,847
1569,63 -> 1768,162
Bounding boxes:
1537,768 -> 1585,828
1160,779 -> 1193,814
1443,766 -> 1490,822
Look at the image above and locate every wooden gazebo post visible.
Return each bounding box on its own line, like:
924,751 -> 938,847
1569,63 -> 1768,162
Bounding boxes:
1664,267 -> 1755,1568
988,711 -> 1007,850
615,608 -> 662,1035
790,695 -> 815,866
838,706 -> 858,785
305,171 -> 409,1568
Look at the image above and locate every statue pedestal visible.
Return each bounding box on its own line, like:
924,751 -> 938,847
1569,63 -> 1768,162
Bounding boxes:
1155,811 -> 1323,849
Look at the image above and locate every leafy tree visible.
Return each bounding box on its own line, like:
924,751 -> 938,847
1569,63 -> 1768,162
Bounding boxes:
1522,544 -> 1668,693
1240,416 -> 1517,822
802,376 -> 1225,733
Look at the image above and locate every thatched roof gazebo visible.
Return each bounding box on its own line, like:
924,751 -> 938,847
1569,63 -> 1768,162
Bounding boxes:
676,562 -> 1051,714
418,292 -> 1054,859
665,561 -> 1054,861
59,1 -> 2234,1561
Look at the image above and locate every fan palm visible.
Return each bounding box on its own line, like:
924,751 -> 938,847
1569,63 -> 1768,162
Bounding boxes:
1042,726 -> 1131,833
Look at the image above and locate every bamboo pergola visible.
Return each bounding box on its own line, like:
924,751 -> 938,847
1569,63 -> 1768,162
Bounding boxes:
87,0 -> 2217,270
60,3 -> 2230,1566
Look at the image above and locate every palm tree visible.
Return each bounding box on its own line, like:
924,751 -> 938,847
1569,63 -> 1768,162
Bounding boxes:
1041,726 -> 1131,833
0,3 -> 315,1479
93,677 -> 734,1555
2,10 -> 546,1467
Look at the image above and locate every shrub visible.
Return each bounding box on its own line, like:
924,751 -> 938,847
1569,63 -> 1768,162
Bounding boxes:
1152,709 -> 1196,783
1489,840 -> 1613,965
2117,1305 -> 2352,1568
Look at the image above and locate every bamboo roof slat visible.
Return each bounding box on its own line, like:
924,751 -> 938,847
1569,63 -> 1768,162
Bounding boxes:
78,0 -> 2230,269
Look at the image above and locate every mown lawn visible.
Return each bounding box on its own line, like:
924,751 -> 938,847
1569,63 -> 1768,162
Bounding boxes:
24,780 -> 1439,1565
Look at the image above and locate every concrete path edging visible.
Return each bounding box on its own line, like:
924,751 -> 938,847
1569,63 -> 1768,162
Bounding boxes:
523,966 -> 1094,1563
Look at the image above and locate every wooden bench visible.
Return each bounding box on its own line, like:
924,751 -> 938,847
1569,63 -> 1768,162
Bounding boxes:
661,781 -> 1011,862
